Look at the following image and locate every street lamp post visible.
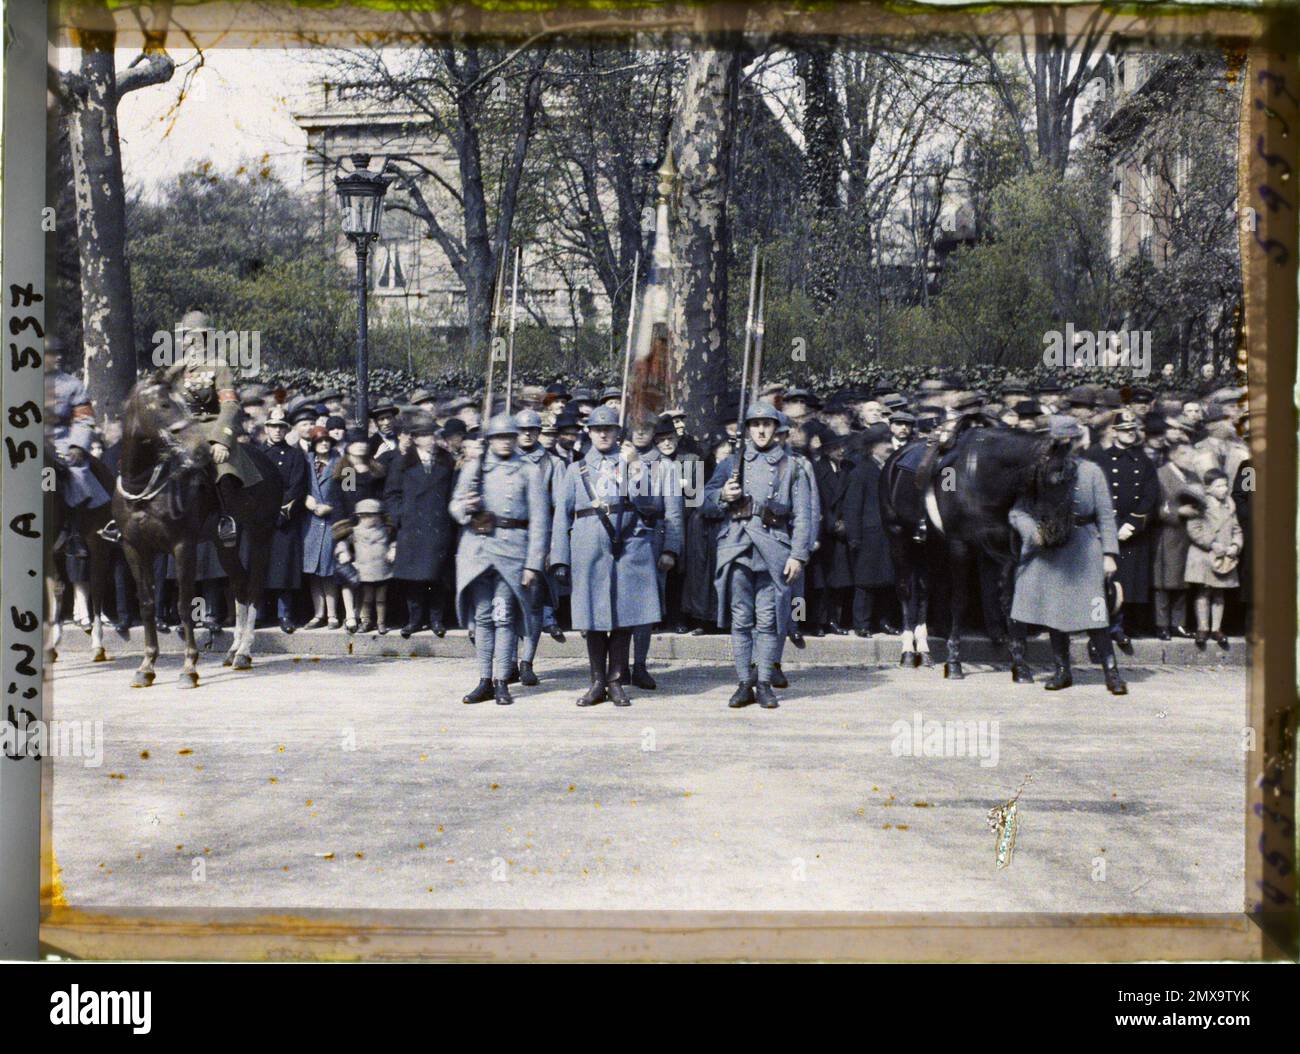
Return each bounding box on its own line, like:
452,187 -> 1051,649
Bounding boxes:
334,152 -> 392,427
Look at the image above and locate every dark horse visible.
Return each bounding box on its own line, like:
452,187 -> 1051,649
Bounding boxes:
112,372 -> 282,687
880,418 -> 1077,680
44,444 -> 116,663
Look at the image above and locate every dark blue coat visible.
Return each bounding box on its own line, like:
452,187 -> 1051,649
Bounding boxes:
262,439 -> 307,590
383,447 -> 455,582
302,452 -> 342,577
843,455 -> 894,587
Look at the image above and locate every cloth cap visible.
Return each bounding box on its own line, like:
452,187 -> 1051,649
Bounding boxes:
1048,414 -> 1084,440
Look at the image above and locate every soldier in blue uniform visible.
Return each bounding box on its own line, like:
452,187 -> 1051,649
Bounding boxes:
703,402 -> 814,709
451,414 -> 550,705
625,414 -> 685,689
549,405 -> 665,707
767,412 -> 820,685
513,408 -> 566,685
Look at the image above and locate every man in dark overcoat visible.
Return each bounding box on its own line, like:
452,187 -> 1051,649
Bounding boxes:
261,407 -> 307,632
843,425 -> 896,634
384,412 -> 455,636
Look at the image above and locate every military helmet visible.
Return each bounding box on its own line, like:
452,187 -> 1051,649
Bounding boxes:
484,413 -> 519,437
586,405 -> 621,429
743,401 -> 781,424
514,408 -> 543,430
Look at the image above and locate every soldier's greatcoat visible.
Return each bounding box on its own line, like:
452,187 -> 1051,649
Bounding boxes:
1009,457 -> 1119,632
550,446 -> 672,630
1085,441 -> 1159,604
449,451 -> 550,638
703,441 -> 814,639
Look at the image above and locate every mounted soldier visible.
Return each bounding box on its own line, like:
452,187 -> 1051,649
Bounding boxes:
166,310 -> 262,546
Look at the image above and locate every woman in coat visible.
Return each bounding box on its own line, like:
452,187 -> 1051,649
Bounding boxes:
1151,440 -> 1202,639
812,432 -> 856,632
1008,415 -> 1127,695
329,427 -> 387,633
301,426 -> 342,629
1184,468 -> 1242,651
382,413 -> 454,636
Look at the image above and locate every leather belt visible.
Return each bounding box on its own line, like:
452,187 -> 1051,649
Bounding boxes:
1074,514 -> 1096,527
495,517 -> 529,529
576,501 -> 634,519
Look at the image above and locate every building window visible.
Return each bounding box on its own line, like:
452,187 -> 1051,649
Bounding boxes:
377,241 -> 407,290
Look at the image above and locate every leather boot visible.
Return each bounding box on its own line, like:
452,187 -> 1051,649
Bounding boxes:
629,664 -> 656,690
1044,632 -> 1073,691
607,681 -> 632,707
576,681 -> 606,707
506,662 -> 520,685
493,679 -> 514,706
1102,655 -> 1128,696
400,597 -> 423,638
755,682 -> 780,709
728,680 -> 756,708
462,678 -> 493,704
518,660 -> 539,686
769,663 -> 789,689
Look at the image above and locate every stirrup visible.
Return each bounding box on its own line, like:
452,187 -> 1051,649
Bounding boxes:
216,515 -> 238,546
96,520 -> 122,545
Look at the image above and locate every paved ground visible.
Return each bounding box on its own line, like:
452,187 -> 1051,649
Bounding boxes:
45,645 -> 1246,914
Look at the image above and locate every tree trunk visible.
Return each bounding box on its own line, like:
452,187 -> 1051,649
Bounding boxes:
668,48 -> 740,440
63,8 -> 173,419
797,44 -> 841,309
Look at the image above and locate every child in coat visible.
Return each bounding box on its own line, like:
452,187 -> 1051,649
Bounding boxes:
337,498 -> 395,634
1184,468 -> 1243,651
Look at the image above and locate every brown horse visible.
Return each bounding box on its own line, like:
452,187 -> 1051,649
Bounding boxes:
112,373 -> 282,687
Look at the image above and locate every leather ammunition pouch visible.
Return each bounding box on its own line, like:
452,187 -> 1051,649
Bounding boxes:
469,510 -> 497,535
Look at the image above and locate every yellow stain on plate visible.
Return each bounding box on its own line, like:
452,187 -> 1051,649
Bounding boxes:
269,777 -> 279,784
178,748 -> 193,756
139,750 -> 150,760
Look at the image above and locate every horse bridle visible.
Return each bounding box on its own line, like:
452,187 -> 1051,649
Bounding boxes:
116,390 -> 198,503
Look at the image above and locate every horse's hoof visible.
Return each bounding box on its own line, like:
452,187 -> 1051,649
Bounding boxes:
1011,664 -> 1034,684
919,652 -> 934,668
179,670 -> 199,688
222,652 -> 235,667
900,650 -> 915,667
91,648 -> 109,663
232,653 -> 252,671
131,671 -> 156,688
944,662 -> 965,680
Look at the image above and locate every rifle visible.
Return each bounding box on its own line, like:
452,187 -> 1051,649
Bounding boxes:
471,248 -> 510,535
749,262 -> 766,404
504,244 -> 522,415
618,251 -> 641,429
728,247 -> 761,520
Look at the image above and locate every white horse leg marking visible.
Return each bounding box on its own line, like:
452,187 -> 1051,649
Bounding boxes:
915,622 -> 929,654
901,628 -> 915,653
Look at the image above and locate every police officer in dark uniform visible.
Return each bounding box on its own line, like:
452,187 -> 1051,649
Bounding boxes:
1085,409 -> 1159,649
